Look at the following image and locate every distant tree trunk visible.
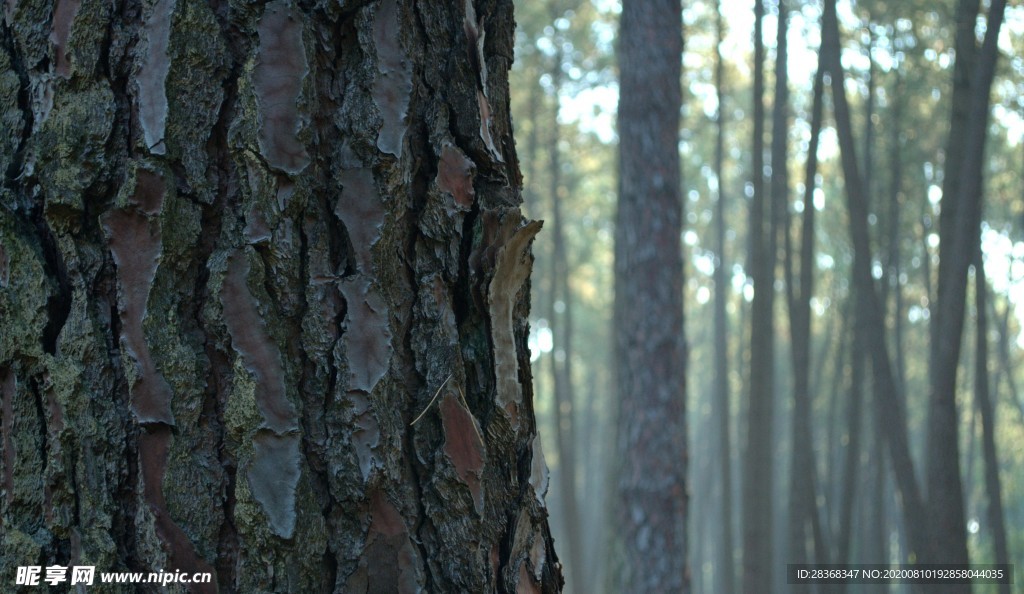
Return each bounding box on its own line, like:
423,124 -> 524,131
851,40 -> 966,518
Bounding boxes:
927,0 -> 1005,573
784,0 -> 826,585
0,2 -> 562,593
614,0 -> 687,591
821,0 -> 929,567
546,40 -> 585,594
712,3 -> 735,593
742,0 -> 774,590
974,255 -> 1011,594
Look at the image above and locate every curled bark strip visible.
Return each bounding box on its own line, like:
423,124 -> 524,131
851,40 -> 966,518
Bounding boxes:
487,220 -> 541,428
254,0 -> 310,174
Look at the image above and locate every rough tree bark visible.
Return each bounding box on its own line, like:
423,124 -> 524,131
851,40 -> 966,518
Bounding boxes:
613,0 -> 686,591
0,1 -> 562,592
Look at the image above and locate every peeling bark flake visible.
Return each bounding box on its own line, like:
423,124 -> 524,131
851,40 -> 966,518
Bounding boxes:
247,432 -> 301,538
463,0 -> 487,93
335,167 -> 385,272
49,0 -> 81,78
487,220 -> 541,427
222,249 -> 297,434
101,173 -> 174,425
138,0 -> 174,155
371,0 -> 412,157
477,91 -> 502,162
528,434 -> 548,505
436,145 -> 475,210
138,428 -> 217,593
517,562 -> 542,594
441,392 -> 485,513
339,277 -> 392,393
346,391 -> 380,481
255,1 -> 310,174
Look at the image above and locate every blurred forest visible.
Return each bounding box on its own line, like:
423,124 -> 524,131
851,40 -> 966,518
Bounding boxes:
509,0 -> 1024,592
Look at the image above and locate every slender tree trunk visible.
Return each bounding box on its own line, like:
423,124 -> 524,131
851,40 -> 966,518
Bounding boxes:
821,0 -> 929,567
742,0 -> 774,589
785,17 -> 824,586
614,0 -> 687,591
546,41 -> 585,594
0,2 -> 561,592
712,3 -> 735,592
974,256 -> 1011,594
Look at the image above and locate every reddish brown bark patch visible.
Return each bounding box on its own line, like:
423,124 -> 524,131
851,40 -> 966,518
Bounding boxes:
247,432 -> 301,538
436,145 -> 475,210
371,0 -> 411,156
359,491 -> 419,593
221,249 -> 296,434
335,168 -> 385,272
138,427 -> 217,593
101,174 -> 174,424
255,1 -> 310,174
49,0 -> 80,78
441,393 -> 485,513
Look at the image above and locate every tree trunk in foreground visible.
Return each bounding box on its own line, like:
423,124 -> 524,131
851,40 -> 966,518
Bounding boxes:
614,0 -> 687,591
0,1 -> 561,592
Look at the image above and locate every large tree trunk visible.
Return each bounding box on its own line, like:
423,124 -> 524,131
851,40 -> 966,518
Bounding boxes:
613,0 -> 687,591
0,2 -> 561,592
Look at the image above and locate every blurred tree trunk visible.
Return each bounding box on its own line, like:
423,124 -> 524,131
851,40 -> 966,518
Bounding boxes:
712,3 -> 735,593
785,36 -> 825,585
821,0 -> 930,568
0,2 -> 562,592
546,40 -> 585,594
613,0 -> 687,590
927,0 -> 1005,573
975,255 -> 1011,594
742,0 -> 774,589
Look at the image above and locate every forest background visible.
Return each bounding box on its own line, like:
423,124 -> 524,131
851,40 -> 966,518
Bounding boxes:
512,0 -> 1024,592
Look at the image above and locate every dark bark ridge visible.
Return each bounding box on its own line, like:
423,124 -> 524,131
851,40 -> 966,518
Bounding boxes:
0,1 -> 561,592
